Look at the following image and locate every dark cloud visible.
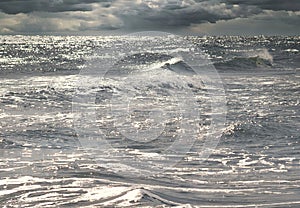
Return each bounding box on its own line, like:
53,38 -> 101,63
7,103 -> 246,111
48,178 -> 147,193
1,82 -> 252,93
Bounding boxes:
223,0 -> 300,12
192,10 -> 300,35
117,0 -> 261,30
0,0 -> 299,34
0,0 -> 112,14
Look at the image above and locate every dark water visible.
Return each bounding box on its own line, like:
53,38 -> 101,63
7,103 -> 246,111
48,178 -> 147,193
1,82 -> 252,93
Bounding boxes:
0,35 -> 299,207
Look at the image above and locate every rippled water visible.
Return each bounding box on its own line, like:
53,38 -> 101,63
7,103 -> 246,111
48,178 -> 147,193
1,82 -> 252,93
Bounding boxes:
0,35 -> 299,207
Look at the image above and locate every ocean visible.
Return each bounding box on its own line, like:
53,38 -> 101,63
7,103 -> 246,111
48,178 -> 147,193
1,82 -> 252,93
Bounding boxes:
0,34 -> 299,207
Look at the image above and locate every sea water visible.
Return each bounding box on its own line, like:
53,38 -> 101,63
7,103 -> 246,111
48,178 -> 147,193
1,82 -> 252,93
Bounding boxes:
0,35 -> 299,207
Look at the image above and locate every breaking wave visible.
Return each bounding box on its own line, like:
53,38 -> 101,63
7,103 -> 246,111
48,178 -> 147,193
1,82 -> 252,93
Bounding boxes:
215,48 -> 274,70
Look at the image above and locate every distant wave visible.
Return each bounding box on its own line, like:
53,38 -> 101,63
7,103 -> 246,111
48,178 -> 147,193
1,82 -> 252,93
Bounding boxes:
107,53 -> 196,77
215,49 -> 274,70
0,138 -> 19,148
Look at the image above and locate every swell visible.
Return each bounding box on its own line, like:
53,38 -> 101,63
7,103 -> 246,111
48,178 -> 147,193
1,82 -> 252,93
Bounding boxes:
214,56 -> 273,71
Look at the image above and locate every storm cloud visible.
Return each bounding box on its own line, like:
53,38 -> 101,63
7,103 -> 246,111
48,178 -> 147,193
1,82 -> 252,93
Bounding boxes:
0,0 -> 299,34
116,0 -> 262,29
223,0 -> 300,12
0,0 -> 112,14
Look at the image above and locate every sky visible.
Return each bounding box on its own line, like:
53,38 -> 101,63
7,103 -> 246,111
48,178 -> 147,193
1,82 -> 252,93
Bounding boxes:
0,0 -> 299,35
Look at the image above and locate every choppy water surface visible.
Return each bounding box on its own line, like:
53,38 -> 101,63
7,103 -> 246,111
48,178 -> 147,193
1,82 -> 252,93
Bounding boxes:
0,35 -> 299,207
